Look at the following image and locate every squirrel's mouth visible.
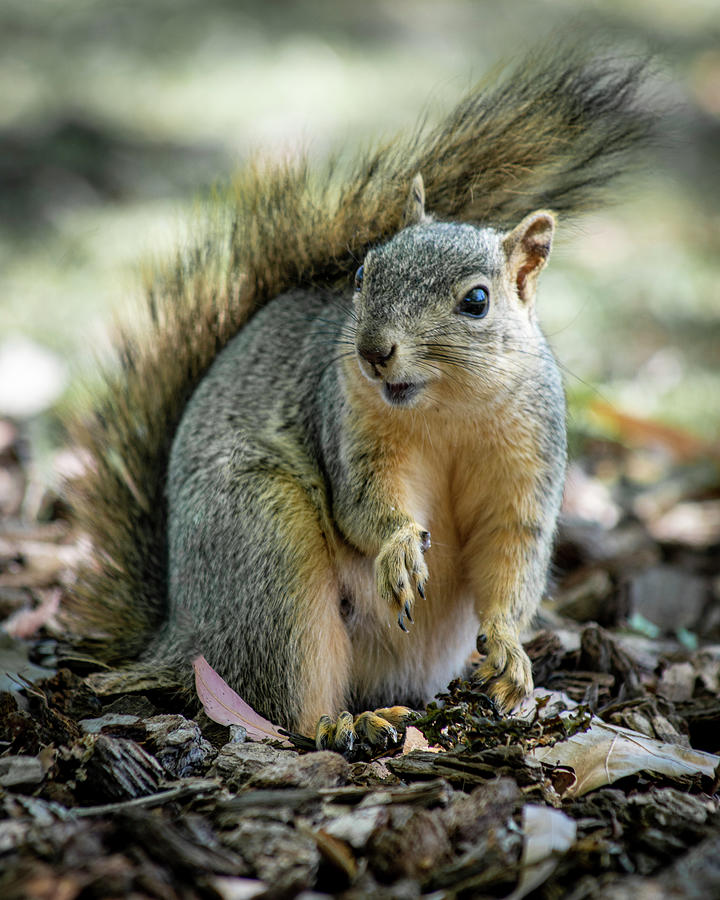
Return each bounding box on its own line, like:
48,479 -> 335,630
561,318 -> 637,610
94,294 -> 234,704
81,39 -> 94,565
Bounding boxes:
382,380 -> 424,406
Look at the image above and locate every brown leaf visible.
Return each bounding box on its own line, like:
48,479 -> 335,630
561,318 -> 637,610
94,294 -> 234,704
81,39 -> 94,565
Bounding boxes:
530,715 -> 719,796
589,400 -> 720,463
309,827 -> 359,881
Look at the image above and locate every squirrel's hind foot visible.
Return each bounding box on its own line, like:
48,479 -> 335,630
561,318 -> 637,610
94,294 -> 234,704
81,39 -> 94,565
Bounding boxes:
315,706 -> 418,758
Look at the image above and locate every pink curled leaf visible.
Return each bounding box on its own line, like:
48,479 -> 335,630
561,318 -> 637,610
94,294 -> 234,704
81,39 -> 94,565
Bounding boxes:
193,655 -> 291,745
3,589 -> 62,638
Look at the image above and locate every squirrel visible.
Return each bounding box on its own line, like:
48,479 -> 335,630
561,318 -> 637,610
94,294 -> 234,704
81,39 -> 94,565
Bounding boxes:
68,48 -> 653,751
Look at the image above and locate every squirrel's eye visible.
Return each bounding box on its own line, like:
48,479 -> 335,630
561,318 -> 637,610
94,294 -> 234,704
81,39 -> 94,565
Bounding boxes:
354,265 -> 364,291
457,286 -> 490,318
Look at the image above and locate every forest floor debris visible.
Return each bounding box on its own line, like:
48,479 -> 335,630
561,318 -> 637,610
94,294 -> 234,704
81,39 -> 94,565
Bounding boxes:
1,418 -> 719,899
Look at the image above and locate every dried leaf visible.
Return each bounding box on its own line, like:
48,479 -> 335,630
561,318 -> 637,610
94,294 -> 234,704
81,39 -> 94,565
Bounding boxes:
647,500 -> 720,548
309,827 -> 359,880
531,716 -> 719,797
0,755 -> 45,788
657,661 -> 698,703
505,804 -> 577,900
589,400 -> 719,463
401,725 -> 439,754
212,877 -> 269,900
3,588 -> 62,638
520,804 -> 577,865
323,807 -> 388,849
562,462 -> 621,527
193,655 -> 291,746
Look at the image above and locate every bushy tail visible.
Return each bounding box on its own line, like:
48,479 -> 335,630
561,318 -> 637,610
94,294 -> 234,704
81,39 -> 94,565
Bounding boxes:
68,45 -> 655,660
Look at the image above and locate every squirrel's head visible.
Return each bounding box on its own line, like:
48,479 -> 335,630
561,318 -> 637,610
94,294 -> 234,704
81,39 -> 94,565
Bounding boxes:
350,175 -> 556,410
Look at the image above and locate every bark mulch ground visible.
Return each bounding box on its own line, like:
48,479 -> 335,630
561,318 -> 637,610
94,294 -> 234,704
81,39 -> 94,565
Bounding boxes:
1,416 -> 719,899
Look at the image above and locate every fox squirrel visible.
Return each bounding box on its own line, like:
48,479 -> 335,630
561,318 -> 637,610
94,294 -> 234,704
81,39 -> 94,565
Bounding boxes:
69,49 -> 653,750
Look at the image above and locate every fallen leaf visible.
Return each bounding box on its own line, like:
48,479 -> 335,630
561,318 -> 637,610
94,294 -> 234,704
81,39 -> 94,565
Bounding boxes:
309,827 -> 359,880
193,655 -> 291,746
0,755 -> 45,788
562,462 -> 621,527
588,400 -> 719,463
211,878 -> 269,900
657,661 -> 698,703
323,806 -> 388,849
527,696 -> 719,797
2,588 -> 62,638
401,725 -> 440,754
647,500 -> 720,548
505,804 -> 577,900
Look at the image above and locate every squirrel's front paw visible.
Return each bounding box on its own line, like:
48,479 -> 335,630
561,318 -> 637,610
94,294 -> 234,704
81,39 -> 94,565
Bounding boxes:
375,524 -> 430,631
315,706 -> 418,758
474,626 -> 533,712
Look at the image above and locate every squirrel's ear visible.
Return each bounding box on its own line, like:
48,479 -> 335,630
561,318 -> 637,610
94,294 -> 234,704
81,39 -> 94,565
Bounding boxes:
402,173 -> 431,227
502,211 -> 555,304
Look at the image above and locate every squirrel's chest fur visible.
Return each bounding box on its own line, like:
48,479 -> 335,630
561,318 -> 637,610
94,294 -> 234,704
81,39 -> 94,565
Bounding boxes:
335,403 -> 551,707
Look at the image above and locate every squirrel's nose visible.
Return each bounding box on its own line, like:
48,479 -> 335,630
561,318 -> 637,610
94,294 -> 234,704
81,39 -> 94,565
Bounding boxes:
359,344 -> 396,368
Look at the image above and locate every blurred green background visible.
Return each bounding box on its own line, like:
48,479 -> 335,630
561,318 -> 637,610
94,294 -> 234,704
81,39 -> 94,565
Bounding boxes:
0,0 -> 719,455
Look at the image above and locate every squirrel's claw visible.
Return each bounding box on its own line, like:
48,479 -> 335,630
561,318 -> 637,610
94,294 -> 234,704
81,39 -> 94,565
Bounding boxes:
397,600 -> 414,631
316,711 -> 355,753
315,706 -> 416,759
375,522 -> 430,631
